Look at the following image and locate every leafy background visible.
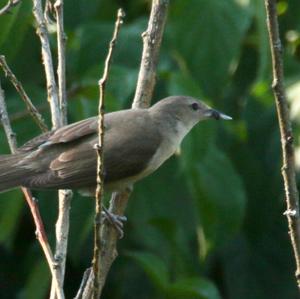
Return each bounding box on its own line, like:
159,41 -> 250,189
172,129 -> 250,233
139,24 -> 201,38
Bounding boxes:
0,0 -> 300,298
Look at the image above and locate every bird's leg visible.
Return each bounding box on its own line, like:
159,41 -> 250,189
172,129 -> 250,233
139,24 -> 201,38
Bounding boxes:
101,205 -> 127,238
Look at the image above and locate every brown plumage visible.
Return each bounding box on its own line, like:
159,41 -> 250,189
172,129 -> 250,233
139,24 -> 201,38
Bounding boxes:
0,96 -> 231,195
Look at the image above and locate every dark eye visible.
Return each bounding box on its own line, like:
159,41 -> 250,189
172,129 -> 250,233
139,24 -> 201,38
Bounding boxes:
191,103 -> 199,111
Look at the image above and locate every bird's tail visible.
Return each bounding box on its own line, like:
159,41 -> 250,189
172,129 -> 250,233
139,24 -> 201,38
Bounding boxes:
0,153 -> 30,193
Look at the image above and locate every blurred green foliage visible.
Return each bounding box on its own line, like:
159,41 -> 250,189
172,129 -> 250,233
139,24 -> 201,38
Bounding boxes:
0,0 -> 300,298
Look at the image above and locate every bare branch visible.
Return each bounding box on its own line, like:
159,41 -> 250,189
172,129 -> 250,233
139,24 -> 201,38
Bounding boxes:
0,0 -> 21,16
132,0 -> 169,109
54,0 -> 67,124
0,55 -> 48,132
21,188 -> 65,299
92,8 -> 125,299
49,2 -> 72,299
74,268 -> 92,299
265,0 -> 300,290
0,79 -> 64,299
33,0 -> 71,298
32,0 -> 61,129
0,79 -> 17,151
78,1 -> 169,298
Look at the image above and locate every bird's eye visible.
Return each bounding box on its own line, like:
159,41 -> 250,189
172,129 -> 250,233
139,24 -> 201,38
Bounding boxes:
191,103 -> 199,111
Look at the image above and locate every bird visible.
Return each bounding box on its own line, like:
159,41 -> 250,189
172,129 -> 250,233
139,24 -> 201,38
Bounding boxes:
0,96 -> 232,195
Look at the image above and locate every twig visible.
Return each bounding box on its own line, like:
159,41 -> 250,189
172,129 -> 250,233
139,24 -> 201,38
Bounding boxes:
132,0 -> 169,109
33,0 -> 70,298
97,0 -> 169,285
78,1 -> 169,298
0,0 -> 21,16
92,8 -> 125,299
0,79 -> 17,150
54,0 -> 67,124
50,189 -> 72,299
32,0 -> 61,129
0,55 -> 48,132
74,268 -> 92,299
265,0 -> 300,290
0,79 -> 64,299
21,188 -> 64,299
48,1 -> 72,299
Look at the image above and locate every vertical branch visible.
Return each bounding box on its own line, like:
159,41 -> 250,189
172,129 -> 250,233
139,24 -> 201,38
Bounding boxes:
0,80 -> 17,150
132,0 -> 169,109
33,0 -> 71,298
32,0 -> 61,129
0,79 -> 64,299
77,1 -> 169,298
45,1 -> 73,298
92,9 -> 125,299
54,0 -> 67,124
265,0 -> 300,290
99,0 -> 169,283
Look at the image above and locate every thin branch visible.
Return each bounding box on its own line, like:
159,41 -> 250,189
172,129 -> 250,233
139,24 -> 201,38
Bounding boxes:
74,268 -> 93,299
54,0 -> 67,124
32,0 -> 61,129
21,188 -> 64,299
92,8 -> 125,299
0,79 -> 64,299
33,0 -> 70,298
78,1 -> 169,298
49,189 -> 72,299
48,1 -> 72,299
0,79 -> 17,150
265,0 -> 300,290
0,55 -> 48,132
0,0 -> 21,16
132,0 -> 169,109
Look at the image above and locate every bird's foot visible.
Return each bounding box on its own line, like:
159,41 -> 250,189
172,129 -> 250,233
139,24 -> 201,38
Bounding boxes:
101,205 -> 127,239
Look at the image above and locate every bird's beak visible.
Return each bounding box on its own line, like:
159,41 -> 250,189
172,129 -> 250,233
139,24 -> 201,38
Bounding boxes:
204,109 -> 232,120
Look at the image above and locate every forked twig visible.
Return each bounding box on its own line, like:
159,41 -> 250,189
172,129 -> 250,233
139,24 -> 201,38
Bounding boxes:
0,0 -> 21,16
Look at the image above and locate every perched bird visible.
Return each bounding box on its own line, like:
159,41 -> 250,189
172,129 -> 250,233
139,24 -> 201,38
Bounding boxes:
0,96 -> 231,195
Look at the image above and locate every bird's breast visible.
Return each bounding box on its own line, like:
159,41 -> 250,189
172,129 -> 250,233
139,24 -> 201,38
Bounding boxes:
144,135 -> 181,174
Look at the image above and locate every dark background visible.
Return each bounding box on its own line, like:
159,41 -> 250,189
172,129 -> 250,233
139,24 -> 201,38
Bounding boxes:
0,0 -> 300,298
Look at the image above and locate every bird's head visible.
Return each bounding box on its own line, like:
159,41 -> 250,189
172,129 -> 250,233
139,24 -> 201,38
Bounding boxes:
151,96 -> 232,130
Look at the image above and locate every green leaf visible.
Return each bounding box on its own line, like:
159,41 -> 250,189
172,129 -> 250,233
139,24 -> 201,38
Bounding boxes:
250,0 -> 271,80
167,0 -> 252,98
167,277 -> 221,299
181,141 -> 246,251
127,251 -> 169,291
68,19 -> 145,77
20,258 -> 50,299
0,0 -> 32,59
168,72 -> 205,99
0,190 -> 23,247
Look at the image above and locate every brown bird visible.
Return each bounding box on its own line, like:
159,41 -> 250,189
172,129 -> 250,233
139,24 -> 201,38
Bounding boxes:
0,96 -> 231,195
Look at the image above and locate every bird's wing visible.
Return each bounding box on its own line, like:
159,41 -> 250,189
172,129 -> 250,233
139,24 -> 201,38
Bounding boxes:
47,116 -> 99,144
18,117 -> 99,152
19,131 -> 55,152
43,109 -> 162,189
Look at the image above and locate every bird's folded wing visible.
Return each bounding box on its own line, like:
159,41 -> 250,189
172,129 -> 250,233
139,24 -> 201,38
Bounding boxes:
18,117 -> 99,152
47,117 -> 98,144
47,110 -> 162,188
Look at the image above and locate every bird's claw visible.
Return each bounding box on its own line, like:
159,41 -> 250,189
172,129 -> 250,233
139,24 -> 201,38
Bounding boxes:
101,205 -> 127,239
